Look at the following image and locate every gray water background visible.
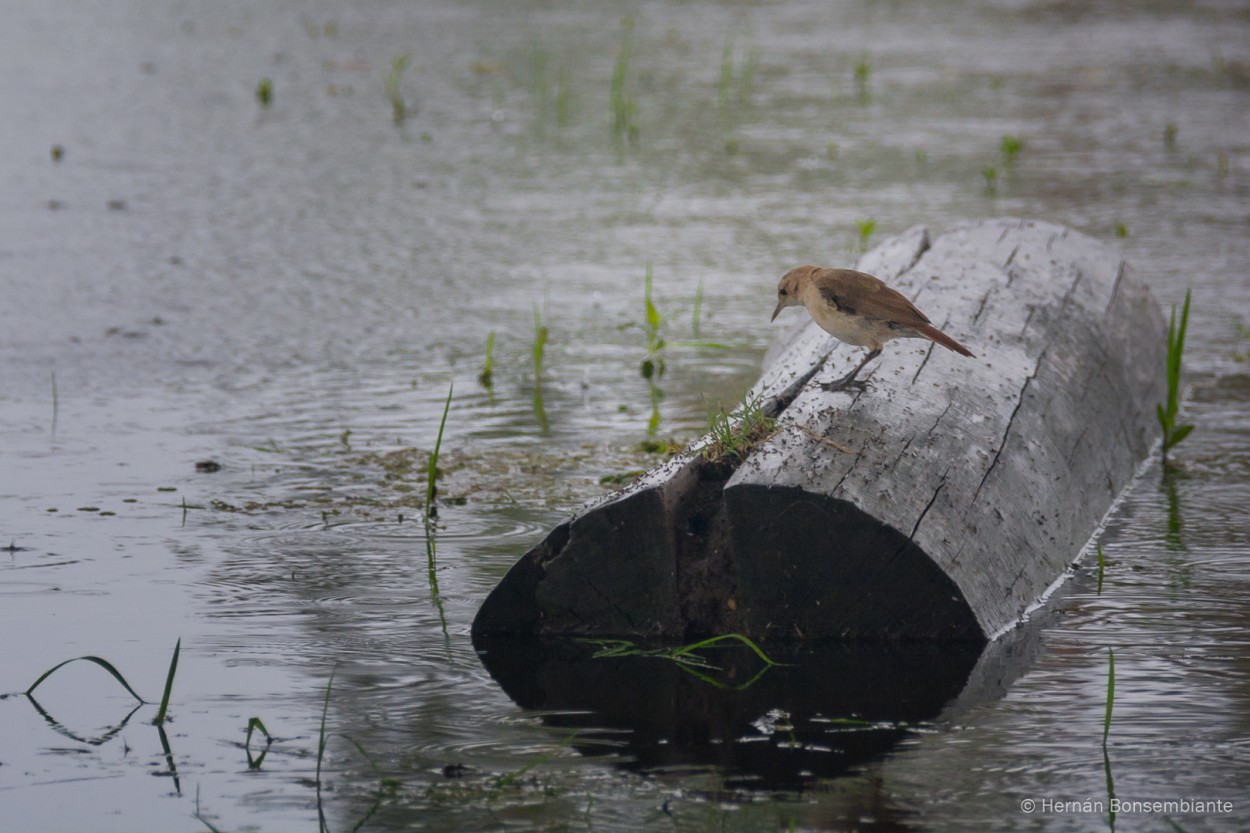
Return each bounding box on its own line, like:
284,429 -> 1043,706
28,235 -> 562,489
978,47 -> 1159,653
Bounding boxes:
2,1 -> 1249,831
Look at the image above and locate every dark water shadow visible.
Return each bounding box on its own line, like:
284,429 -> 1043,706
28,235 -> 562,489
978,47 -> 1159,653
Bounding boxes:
474,631 -> 1039,791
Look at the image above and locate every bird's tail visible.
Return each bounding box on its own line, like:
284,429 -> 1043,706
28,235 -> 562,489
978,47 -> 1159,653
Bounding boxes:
916,323 -> 975,357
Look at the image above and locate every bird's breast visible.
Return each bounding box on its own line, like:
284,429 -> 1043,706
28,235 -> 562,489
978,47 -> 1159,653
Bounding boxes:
802,295 -> 894,349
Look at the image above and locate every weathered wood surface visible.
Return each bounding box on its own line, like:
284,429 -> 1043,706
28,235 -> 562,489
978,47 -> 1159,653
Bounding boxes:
472,219 -> 1167,642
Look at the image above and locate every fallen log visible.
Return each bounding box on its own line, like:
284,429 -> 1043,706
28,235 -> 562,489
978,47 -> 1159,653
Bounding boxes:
472,219 -> 1167,642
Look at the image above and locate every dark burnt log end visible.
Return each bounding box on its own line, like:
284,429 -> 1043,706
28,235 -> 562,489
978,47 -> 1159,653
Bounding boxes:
723,485 -> 984,641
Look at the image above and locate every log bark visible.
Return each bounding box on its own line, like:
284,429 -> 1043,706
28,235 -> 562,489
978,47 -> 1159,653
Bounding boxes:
472,219 -> 1167,642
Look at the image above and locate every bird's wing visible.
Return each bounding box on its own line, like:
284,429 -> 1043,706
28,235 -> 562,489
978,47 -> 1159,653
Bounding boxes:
814,269 -> 932,327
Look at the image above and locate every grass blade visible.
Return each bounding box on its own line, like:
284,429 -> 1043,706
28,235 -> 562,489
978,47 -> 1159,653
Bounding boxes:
154,637 -> 181,725
1102,647 -> 1115,747
1096,542 -> 1106,596
316,667 -> 336,803
26,655 -> 147,704
426,383 -> 453,519
670,633 -> 779,666
478,330 -> 495,388
691,277 -> 704,338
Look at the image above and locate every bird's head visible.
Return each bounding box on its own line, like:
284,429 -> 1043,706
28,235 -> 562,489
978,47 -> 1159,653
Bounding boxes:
772,266 -> 817,321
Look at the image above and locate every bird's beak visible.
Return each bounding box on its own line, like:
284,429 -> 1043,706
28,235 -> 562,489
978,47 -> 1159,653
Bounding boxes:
771,299 -> 785,322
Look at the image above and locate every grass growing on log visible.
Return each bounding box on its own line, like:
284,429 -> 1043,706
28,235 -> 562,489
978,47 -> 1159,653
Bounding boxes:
1158,289 -> 1193,466
256,78 -> 272,108
386,54 -> 411,125
704,393 -> 776,463
154,637 -> 181,725
478,330 -> 495,388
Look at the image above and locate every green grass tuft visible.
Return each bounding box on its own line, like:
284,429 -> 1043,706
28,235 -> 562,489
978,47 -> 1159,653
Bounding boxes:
704,393 -> 777,463
256,78 -> 272,108
1157,289 -> 1194,465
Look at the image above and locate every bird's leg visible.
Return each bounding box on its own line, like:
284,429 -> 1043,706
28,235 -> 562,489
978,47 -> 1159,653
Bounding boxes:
820,348 -> 881,392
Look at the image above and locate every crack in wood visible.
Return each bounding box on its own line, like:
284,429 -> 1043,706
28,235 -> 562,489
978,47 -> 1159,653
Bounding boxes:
972,286 -> 995,324
908,470 -> 949,542
910,340 -> 938,386
972,345 -> 1049,502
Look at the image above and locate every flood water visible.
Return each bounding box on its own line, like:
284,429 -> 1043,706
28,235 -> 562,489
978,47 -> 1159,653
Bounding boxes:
3,1 -> 1249,831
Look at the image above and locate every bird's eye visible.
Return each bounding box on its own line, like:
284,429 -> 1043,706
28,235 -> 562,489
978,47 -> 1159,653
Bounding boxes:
780,289 -> 788,296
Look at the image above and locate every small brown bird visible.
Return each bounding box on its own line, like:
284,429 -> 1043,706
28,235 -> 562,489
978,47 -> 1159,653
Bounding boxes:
772,266 -> 974,391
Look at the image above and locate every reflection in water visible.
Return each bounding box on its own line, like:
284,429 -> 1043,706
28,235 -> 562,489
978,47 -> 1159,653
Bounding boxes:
475,636 -> 982,791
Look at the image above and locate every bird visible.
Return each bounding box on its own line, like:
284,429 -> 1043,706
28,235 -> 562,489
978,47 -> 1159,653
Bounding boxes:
772,266 -> 974,391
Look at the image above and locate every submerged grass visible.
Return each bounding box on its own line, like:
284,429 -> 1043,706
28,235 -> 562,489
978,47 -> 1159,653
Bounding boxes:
585,634 -> 782,690
1158,289 -> 1194,466
495,732 -> 579,788
1103,647 -> 1115,746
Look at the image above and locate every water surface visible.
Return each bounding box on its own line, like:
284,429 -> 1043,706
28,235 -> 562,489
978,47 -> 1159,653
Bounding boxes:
2,1 -> 1249,831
